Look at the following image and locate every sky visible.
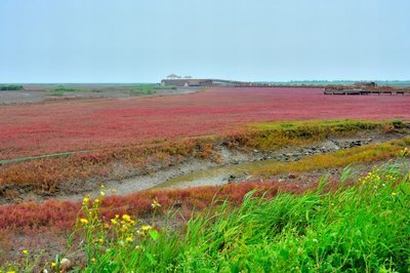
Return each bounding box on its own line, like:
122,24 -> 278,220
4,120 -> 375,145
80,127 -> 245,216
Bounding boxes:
0,0 -> 409,83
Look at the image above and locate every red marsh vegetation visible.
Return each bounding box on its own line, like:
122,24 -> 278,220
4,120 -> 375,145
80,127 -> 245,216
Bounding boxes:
0,180 -> 310,233
1,87 -> 409,159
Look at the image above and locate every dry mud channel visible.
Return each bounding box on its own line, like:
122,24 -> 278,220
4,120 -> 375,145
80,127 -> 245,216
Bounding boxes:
52,130 -> 407,202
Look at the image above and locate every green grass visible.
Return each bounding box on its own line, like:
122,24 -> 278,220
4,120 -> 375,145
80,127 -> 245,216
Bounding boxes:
128,83 -> 176,96
47,85 -> 82,96
53,85 -> 80,92
5,162 -> 407,272
74,163 -> 410,272
46,84 -> 169,96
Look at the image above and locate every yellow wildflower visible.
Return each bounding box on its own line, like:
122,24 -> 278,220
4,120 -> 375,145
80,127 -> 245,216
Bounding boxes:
151,198 -> 161,209
82,196 -> 90,206
80,218 -> 89,225
126,236 -> 134,243
22,249 -> 29,255
141,225 -> 152,231
122,214 -> 132,222
121,225 -> 129,231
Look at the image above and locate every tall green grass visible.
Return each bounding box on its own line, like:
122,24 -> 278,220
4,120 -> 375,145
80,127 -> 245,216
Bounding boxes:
65,162 -> 409,272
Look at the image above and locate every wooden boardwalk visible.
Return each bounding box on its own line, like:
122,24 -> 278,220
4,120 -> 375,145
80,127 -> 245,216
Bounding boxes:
324,89 -> 409,95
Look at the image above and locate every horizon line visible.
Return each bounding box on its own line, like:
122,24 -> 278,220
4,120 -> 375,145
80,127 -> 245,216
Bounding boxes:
2,79 -> 410,85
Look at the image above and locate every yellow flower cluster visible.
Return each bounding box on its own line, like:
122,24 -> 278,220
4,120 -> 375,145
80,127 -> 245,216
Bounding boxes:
100,184 -> 106,197
73,191 -> 160,266
399,147 -> 409,157
359,171 -> 381,185
0,269 -> 17,273
82,196 -> 90,206
151,198 -> 161,209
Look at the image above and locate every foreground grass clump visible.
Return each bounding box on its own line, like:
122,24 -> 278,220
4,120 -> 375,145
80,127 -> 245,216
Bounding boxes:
7,163 -> 403,272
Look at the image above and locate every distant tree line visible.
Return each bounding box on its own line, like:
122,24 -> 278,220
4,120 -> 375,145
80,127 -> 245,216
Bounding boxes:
0,84 -> 23,91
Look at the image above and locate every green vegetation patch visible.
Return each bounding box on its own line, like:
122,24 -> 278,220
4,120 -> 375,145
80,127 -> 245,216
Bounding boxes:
48,85 -> 83,96
235,119 -> 402,150
128,84 -> 176,96
165,165 -> 409,273
0,84 -> 23,91
53,86 -> 80,92
6,163 -> 407,272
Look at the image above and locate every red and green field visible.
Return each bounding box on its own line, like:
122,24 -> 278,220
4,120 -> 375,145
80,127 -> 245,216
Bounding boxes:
1,87 -> 409,159
1,87 -> 409,271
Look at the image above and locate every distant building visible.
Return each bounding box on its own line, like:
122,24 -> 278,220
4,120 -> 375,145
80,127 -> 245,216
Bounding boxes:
166,74 -> 181,79
161,78 -> 213,87
161,75 -> 251,87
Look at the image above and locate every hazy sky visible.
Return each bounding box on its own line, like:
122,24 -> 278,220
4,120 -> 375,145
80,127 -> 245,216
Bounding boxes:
0,0 -> 409,83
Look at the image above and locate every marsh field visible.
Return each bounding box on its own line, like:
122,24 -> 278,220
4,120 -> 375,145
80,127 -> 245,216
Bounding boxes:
0,86 -> 409,272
